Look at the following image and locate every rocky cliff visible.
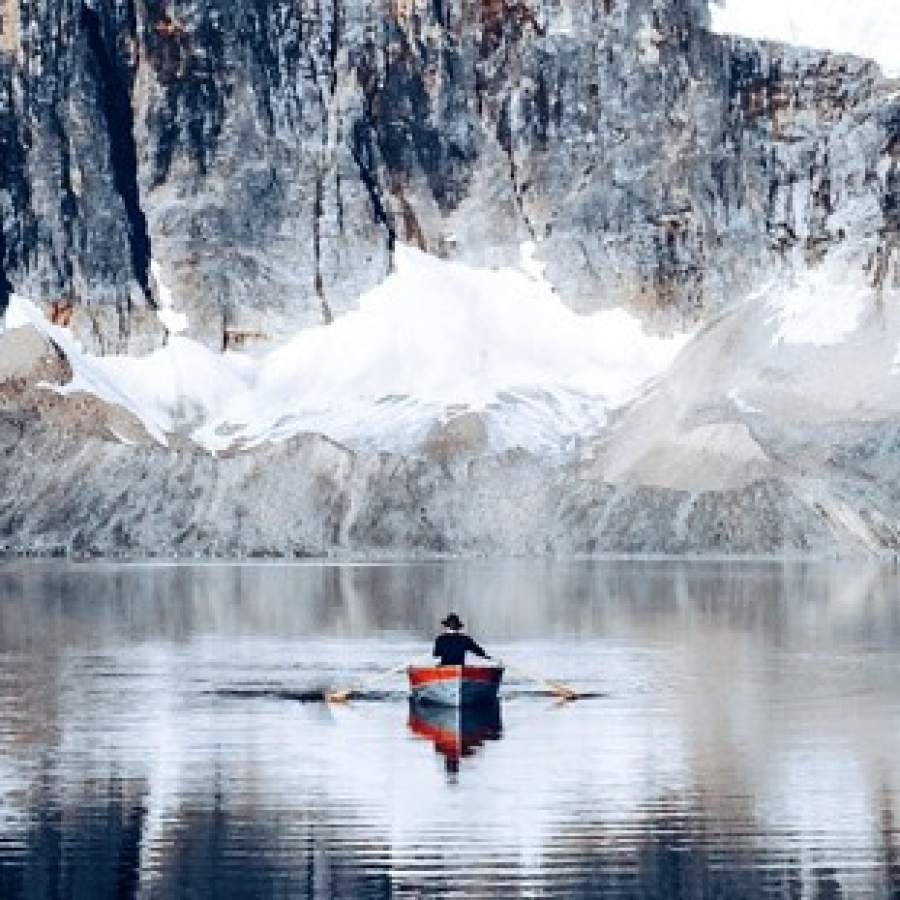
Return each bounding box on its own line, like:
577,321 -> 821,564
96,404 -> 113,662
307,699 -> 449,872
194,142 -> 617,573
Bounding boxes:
1,0 -> 897,351
1,0 -> 900,557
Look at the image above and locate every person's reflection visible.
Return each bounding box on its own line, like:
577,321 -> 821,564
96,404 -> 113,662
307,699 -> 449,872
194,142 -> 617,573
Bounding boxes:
408,700 -> 503,781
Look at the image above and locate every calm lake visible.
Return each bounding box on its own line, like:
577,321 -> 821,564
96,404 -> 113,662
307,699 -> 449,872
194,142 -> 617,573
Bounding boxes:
1,559 -> 900,898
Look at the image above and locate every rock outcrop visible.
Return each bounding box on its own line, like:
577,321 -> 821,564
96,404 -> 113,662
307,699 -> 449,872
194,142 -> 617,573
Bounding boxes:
0,0 -> 897,350
0,404 -> 839,557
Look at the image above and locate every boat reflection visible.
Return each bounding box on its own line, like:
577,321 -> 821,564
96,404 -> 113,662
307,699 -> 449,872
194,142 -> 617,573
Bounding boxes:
407,699 -> 503,779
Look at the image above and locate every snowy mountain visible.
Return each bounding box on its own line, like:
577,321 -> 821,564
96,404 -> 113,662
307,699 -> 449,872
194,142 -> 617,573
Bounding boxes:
0,0 -> 898,555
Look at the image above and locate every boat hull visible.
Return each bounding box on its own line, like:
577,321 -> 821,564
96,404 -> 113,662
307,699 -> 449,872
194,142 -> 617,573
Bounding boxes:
408,665 -> 503,707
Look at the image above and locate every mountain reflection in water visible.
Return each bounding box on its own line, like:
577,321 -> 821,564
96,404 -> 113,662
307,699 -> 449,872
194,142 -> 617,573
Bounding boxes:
1,559 -> 900,897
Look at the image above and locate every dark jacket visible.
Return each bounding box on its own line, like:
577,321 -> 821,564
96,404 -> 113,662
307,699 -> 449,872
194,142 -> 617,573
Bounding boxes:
433,631 -> 490,666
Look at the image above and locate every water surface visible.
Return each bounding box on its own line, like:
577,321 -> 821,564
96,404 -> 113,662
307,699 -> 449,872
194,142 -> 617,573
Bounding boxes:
1,559 -> 900,898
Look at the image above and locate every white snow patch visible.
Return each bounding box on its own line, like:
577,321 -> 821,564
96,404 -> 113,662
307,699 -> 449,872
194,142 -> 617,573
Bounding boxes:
547,1 -> 574,36
728,389 -> 762,416
192,246 -> 690,453
62,338 -> 255,445
636,16 -> 663,66
2,247 -> 691,455
109,428 -> 137,446
150,260 -> 189,334
710,0 -> 900,78
766,261 -> 869,347
4,293 -> 252,446
519,240 -> 547,282
3,294 -> 48,334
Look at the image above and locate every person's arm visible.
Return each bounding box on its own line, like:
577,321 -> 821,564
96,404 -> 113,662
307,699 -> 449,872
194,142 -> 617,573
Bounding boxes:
465,636 -> 490,659
433,636 -> 443,659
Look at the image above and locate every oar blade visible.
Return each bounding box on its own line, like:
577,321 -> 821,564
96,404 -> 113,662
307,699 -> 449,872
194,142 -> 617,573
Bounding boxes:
549,681 -> 580,701
325,689 -> 354,704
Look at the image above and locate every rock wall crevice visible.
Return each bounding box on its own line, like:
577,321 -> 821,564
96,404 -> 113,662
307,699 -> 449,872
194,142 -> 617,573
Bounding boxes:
350,115 -> 398,262
0,219 -> 11,313
80,4 -> 152,301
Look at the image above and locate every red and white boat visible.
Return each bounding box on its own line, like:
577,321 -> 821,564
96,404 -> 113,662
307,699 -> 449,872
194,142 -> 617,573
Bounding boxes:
407,665 -> 504,707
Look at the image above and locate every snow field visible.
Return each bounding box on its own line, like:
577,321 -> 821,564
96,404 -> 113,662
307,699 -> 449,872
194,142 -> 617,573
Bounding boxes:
3,245 -> 690,454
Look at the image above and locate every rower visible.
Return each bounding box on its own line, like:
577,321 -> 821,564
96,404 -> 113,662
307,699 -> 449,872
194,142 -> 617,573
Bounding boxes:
433,613 -> 492,666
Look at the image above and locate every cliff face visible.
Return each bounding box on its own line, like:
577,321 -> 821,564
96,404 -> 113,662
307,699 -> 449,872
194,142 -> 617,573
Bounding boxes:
2,1 -> 900,557
0,0 -> 897,352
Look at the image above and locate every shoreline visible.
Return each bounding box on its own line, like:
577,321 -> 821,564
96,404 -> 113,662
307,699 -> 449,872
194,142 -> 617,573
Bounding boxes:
1,549 -> 894,566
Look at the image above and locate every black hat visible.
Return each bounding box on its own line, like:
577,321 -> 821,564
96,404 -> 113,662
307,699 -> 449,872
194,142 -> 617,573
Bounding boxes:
441,612 -> 464,630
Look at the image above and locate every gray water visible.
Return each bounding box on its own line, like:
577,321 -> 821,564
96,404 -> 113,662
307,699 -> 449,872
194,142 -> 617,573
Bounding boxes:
1,559 -> 900,898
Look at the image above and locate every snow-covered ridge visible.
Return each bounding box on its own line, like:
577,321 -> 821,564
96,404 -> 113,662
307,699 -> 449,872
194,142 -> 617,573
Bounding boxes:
765,252 -> 871,348
3,246 -> 690,456
710,0 -> 900,77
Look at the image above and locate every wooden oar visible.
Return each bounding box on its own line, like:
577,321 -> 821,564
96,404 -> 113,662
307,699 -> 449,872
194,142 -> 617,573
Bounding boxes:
326,661 -> 415,704
501,661 -> 581,701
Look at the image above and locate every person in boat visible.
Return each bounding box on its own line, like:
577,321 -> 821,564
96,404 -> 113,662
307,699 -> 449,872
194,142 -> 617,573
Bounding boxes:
433,613 -> 492,666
